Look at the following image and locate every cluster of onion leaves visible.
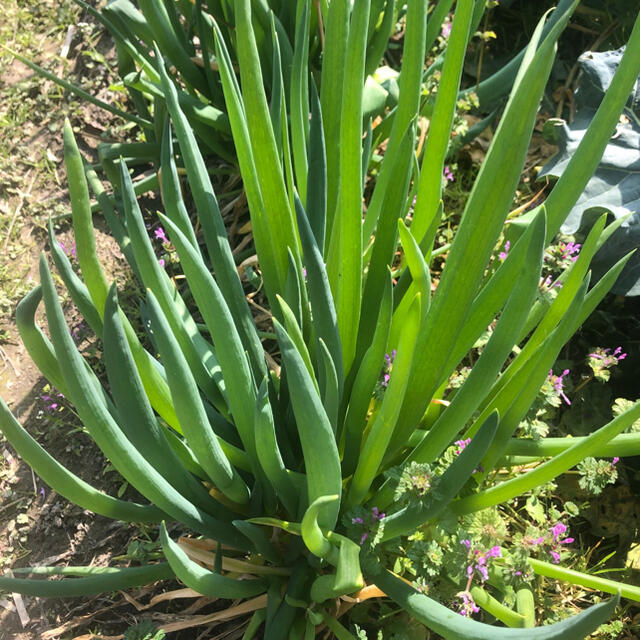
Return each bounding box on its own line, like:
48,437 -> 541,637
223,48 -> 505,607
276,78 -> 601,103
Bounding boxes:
2,1 -> 640,639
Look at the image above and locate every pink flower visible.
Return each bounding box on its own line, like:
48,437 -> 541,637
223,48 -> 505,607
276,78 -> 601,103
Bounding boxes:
443,166 -> 454,182
498,240 -> 510,262
154,227 -> 168,243
455,438 -> 471,455
548,369 -> 571,405
441,22 -> 452,39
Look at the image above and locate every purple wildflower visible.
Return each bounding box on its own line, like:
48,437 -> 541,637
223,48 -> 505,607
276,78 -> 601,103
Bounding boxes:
549,550 -> 561,564
562,242 -> 581,262
371,507 -> 385,521
550,523 -> 567,541
441,21 -> 452,39
612,457 -> 620,467
359,532 -> 368,545
158,258 -> 166,268
461,539 -> 471,550
154,227 -> 168,243
455,591 -> 479,617
498,240 -> 510,262
351,516 -> 363,525
548,369 -> 571,405
443,165 -> 454,182
455,438 -> 471,455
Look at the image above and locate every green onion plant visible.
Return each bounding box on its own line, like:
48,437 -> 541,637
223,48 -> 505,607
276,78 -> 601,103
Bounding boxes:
2,1 -> 640,638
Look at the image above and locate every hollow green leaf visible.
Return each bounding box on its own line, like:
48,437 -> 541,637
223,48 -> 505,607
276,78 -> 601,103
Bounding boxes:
274,319 -> 341,529
0,564 -> 174,598
326,0 -> 370,375
39,255 -> 242,545
453,400 -> 640,515
145,289 -> 250,506
372,569 -> 619,640
160,523 -> 266,598
347,293 -> 421,509
157,212 -> 261,473
254,378 -> 298,516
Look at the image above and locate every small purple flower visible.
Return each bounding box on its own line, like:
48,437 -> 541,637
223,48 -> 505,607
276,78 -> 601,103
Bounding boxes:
158,258 -> 166,268
498,240 -> 510,262
154,227 -> 168,243
612,457 -> 620,467
371,507 -> 385,521
441,21 -> 452,39
461,539 -> 471,550
562,242 -> 581,262
443,165 -> 454,182
455,591 -> 479,617
548,369 -> 571,405
455,438 -> 471,455
359,532 -> 368,545
549,550 -> 561,564
351,516 -> 364,525
613,346 -> 627,360
39,487 -> 45,499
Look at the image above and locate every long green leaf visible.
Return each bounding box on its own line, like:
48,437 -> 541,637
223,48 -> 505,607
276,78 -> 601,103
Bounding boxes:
119,161 -> 227,412
400,210 -> 546,472
372,569 -> 619,640
410,0 -> 476,245
362,0 -> 426,240
15,287 -> 67,395
160,523 -> 267,598
290,0 -> 311,202
157,212 -> 261,473
326,0 -> 371,376
40,256 -> 241,544
341,271 -> 392,476
254,379 -> 298,516
0,564 -> 174,598
274,319 -> 342,529
102,284 -> 228,517
394,3 -> 577,440
154,44 -> 266,379
347,293 -> 421,509
233,0 -> 301,304
145,289 -> 250,506
320,0 -> 349,235
453,400 -> 640,515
